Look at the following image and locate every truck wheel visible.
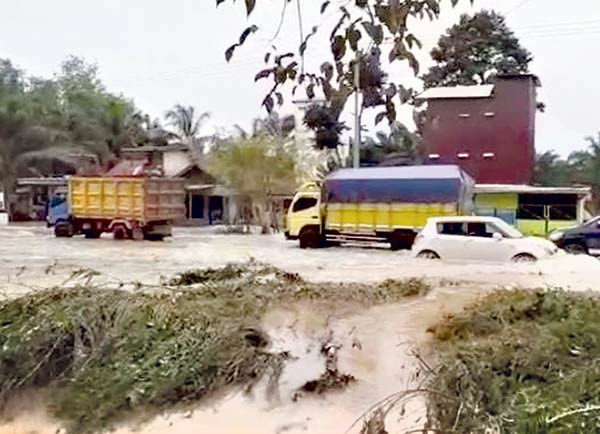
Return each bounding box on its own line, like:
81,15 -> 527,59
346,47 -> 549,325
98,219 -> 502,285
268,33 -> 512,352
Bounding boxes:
299,228 -> 321,249
390,231 -> 417,251
54,221 -> 74,238
113,224 -> 130,240
131,227 -> 144,241
84,231 -> 101,239
144,233 -> 165,242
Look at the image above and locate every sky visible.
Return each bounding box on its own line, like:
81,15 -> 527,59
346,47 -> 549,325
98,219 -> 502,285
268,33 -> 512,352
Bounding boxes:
1,0 -> 599,156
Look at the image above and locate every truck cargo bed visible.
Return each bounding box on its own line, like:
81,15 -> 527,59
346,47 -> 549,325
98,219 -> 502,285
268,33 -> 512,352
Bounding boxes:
69,177 -> 186,223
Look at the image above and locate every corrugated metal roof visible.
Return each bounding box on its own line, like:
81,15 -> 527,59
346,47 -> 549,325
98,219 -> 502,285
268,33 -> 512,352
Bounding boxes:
475,184 -> 591,196
417,84 -> 494,100
327,165 -> 466,181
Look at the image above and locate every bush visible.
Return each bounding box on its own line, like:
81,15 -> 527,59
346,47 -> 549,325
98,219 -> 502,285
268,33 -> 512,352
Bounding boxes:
0,262 -> 430,433
428,289 -> 600,433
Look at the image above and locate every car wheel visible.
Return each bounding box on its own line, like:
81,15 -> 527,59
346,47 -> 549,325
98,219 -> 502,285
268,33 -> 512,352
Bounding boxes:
417,250 -> 440,260
512,253 -> 537,263
564,243 -> 587,255
299,228 -> 321,249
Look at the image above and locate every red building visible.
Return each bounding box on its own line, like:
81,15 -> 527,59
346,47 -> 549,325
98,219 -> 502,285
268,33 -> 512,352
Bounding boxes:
417,74 -> 540,184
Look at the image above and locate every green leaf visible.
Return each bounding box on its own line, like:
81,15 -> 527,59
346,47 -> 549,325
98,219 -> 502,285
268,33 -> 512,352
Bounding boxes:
320,62 -> 334,81
225,45 -> 236,62
244,0 -> 256,16
275,92 -> 284,106
361,22 -> 384,45
254,69 -> 272,81
239,25 -> 258,45
263,95 -> 274,113
406,33 -> 423,50
346,28 -> 362,51
375,112 -> 386,125
331,35 -> 346,61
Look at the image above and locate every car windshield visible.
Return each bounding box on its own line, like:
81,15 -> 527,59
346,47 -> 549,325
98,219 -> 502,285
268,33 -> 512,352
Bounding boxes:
492,219 -> 524,239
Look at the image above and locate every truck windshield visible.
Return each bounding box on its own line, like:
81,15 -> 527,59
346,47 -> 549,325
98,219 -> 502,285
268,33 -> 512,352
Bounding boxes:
292,197 -> 318,213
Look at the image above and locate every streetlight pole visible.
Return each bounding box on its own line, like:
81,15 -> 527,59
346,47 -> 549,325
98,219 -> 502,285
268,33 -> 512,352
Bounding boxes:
353,49 -> 361,169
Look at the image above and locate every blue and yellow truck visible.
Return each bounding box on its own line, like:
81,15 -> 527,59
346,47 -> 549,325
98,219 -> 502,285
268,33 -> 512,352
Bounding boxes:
285,165 -> 474,249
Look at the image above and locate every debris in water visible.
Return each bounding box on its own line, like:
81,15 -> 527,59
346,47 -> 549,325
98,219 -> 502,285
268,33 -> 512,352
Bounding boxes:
294,335 -> 356,399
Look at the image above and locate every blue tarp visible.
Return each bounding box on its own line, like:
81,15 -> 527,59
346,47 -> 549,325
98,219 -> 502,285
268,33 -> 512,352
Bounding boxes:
324,165 -> 473,204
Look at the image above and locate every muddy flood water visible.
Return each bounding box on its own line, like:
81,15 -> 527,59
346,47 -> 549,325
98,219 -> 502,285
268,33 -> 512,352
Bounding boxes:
1,224 -> 599,434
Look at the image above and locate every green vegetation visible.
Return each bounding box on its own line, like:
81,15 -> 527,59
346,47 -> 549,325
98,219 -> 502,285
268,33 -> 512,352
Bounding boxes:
428,289 -> 600,433
535,136 -> 600,210
422,10 -> 532,88
0,262 -> 429,433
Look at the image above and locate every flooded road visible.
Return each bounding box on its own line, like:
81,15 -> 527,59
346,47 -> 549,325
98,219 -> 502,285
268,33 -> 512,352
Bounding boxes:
1,223 -> 599,434
1,224 -> 599,295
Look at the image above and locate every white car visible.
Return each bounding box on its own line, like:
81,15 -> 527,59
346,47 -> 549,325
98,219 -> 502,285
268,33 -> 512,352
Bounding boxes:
412,216 -> 560,263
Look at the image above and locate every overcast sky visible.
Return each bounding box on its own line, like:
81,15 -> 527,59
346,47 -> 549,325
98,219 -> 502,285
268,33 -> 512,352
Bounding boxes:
2,0 -> 599,156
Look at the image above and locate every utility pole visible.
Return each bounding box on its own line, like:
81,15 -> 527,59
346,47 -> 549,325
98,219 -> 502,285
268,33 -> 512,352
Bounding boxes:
353,49 -> 361,169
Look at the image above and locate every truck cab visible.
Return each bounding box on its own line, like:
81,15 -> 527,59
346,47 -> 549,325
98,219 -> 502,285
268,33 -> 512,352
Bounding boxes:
47,189 -> 69,227
285,182 -> 322,248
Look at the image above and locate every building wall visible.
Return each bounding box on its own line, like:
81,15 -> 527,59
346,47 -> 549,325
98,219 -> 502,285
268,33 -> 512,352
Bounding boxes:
422,76 -> 537,184
474,191 -> 580,236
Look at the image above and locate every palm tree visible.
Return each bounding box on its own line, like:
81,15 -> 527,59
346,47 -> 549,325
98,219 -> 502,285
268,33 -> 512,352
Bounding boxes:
361,122 -> 421,167
165,104 -> 210,148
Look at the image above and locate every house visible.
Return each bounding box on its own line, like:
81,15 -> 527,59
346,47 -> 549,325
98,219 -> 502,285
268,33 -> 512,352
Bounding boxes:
473,184 -> 591,237
417,74 -> 540,184
120,145 -> 235,225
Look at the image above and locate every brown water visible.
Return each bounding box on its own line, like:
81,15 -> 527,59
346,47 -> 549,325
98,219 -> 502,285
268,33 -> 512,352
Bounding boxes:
0,285 -> 483,434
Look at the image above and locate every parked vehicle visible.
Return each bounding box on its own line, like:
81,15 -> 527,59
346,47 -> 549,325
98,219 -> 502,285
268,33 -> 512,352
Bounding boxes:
412,216 -> 560,263
285,165 -> 474,250
47,176 -> 186,240
549,216 -> 600,255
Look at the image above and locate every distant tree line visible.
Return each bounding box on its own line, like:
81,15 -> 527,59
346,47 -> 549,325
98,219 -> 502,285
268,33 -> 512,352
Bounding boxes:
535,135 -> 600,210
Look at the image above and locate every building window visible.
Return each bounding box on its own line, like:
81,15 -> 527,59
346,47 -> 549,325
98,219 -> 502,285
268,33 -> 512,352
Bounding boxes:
459,113 -> 471,118
457,152 -> 470,159
483,152 -> 495,159
517,194 -> 578,221
428,153 -> 440,160
483,112 -> 496,117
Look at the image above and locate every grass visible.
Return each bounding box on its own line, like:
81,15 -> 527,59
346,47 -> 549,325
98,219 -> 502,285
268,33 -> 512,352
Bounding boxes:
0,261 -> 429,433
427,289 -> 600,433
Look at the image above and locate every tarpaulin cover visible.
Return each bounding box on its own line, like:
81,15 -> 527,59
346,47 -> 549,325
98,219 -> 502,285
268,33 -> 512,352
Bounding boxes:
324,165 -> 472,204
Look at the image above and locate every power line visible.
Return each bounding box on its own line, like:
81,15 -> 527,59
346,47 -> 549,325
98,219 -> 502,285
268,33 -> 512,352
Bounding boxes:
506,0 -> 535,15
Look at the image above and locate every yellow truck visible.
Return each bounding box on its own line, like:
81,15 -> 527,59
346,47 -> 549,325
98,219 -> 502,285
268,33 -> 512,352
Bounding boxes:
285,165 -> 474,249
48,177 -> 186,240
